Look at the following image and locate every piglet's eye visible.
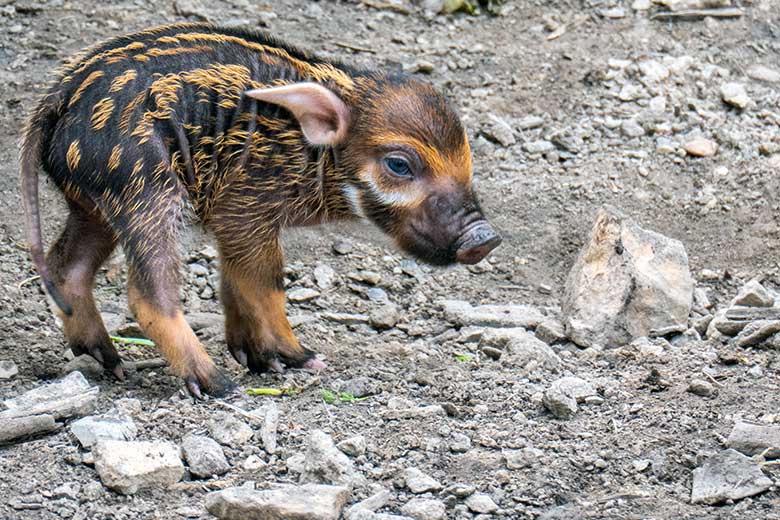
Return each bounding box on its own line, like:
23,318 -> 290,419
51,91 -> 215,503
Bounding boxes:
384,156 -> 413,179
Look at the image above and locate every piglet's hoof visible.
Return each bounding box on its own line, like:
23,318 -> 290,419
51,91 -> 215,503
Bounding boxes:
302,357 -> 327,371
185,368 -> 236,400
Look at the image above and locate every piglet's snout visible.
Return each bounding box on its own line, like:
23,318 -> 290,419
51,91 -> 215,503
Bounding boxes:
455,221 -> 502,265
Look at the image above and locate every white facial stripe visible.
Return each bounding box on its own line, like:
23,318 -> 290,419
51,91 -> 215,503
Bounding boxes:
342,185 -> 367,220
364,175 -> 420,207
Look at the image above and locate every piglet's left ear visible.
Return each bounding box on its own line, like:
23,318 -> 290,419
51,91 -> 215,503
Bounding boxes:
245,83 -> 350,145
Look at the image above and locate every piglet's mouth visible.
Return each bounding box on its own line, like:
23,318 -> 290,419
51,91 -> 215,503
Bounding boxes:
454,222 -> 502,265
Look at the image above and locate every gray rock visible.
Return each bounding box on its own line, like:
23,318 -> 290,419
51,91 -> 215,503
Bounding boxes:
2,371 -> 99,421
369,304 -> 400,330
0,415 -> 59,443
687,379 -> 715,397
543,386 -> 577,419
380,404 -> 446,420
504,447 -> 544,469
333,239 -> 353,255
367,288 -> 389,303
188,262 -> 210,277
302,430 -> 360,488
747,65 -> 780,83
562,206 -> 694,347
320,312 -> 370,325
482,115 -> 516,147
93,440 -> 184,495
188,312 -> 223,331
535,320 -> 566,344
350,512 -> 414,520
685,137 -> 718,157
400,498 -> 446,520
727,422 -> 780,458
69,414 -> 137,448
314,264 -> 337,290
337,435 -> 367,457
523,140 -> 555,154
182,435 -> 230,478
449,433 -> 471,453
518,115 -> 545,130
206,483 -> 349,520
543,377 -> 597,419
404,467 -> 442,494
101,312 -> 126,334
344,488 -> 391,519
208,412 -> 254,447
691,449 -> 772,504
621,119 -> 645,138
465,493 -> 498,514
720,82 -> 751,109
480,328 -> 561,370
261,403 -> 280,455
440,300 -> 545,329
0,360 -> 19,379
62,355 -> 104,378
732,280 -> 774,307
288,288 -> 321,303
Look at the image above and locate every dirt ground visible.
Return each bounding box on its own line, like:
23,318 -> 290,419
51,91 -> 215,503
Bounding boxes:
1,0 -> 779,518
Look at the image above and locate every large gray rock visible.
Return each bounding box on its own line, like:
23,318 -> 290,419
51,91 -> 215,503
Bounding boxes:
562,206 -> 694,347
690,449 -> 772,505
3,371 -> 99,421
301,430 -> 361,488
69,414 -> 137,448
182,434 -> 230,478
440,300 -> 545,329
93,440 -> 184,495
727,422 -> 780,458
206,483 -> 348,520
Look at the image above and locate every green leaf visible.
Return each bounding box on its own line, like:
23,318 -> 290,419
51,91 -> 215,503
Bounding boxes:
321,389 -> 337,404
246,387 -> 284,396
110,335 -> 155,347
454,353 -> 473,363
338,392 -> 369,403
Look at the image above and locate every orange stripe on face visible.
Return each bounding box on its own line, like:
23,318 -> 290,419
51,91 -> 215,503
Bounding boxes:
368,131 -> 472,186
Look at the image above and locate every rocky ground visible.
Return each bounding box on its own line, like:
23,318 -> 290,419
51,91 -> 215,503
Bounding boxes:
1,0 -> 780,519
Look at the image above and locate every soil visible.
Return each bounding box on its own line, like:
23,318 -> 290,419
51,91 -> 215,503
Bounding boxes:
0,0 -> 779,519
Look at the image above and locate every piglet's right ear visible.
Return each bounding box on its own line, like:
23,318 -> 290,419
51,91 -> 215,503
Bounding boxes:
246,83 -> 350,145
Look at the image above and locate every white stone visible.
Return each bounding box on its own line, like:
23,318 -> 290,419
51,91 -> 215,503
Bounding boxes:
562,206 -> 694,347
404,467 -> 442,494
720,82 -> 751,109
440,300 -> 545,329
206,483 -> 349,520
69,414 -> 137,448
465,493 -> 498,514
93,440 -> 184,495
182,435 -> 230,478
400,498 -> 446,520
691,449 -> 772,504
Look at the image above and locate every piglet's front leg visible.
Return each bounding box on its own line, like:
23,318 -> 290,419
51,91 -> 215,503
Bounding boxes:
218,241 -> 326,374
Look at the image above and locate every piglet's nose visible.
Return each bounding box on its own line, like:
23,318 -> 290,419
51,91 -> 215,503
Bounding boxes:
455,222 -> 502,265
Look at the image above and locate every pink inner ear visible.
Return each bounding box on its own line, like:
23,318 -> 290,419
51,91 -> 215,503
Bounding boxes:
245,83 -> 349,145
